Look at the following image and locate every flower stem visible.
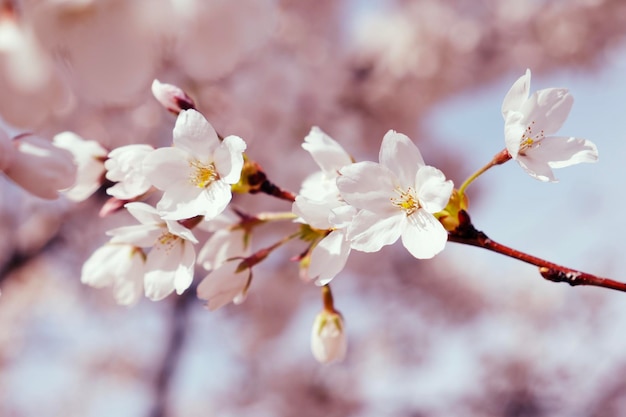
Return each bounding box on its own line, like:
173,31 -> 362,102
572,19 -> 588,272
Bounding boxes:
457,149 -> 511,200
449,210 -> 626,293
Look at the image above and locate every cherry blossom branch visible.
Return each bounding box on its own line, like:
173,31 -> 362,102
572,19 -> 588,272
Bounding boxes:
448,210 -> 626,293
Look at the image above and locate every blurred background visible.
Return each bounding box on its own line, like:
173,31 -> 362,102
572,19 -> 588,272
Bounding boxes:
1,0 -> 626,416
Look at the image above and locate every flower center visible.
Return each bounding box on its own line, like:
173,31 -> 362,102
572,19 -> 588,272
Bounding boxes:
519,121 -> 544,155
390,186 -> 420,216
155,231 -> 180,253
189,159 -> 218,188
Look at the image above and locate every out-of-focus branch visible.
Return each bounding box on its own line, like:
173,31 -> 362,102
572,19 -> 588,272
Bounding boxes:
148,289 -> 195,417
449,210 -> 626,293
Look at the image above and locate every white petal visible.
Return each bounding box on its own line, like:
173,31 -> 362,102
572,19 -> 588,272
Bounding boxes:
347,210 -> 404,252
173,109 -> 220,157
107,224 -> 162,247
520,88 -> 573,136
214,135 -> 246,184
142,147 -> 190,190
515,155 -> 557,182
198,229 -> 246,271
292,195 -> 335,229
157,183 -> 212,221
111,250 -> 145,306
415,166 -> 453,213
165,220 -> 198,244
337,162 -> 397,214
504,111 -> 526,158
197,261 -> 250,311
379,130 -> 424,186
174,241 -> 196,294
401,209 -> 448,259
144,268 -> 176,301
539,136 -> 598,169
309,230 -> 351,286
124,202 -> 162,225
144,240 -> 186,301
501,69 -> 530,118
302,127 -> 353,174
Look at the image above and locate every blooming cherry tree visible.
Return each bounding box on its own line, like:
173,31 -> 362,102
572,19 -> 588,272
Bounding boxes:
337,130 -> 453,259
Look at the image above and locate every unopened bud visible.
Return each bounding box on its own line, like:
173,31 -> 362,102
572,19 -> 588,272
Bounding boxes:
151,79 -> 196,115
311,309 -> 347,364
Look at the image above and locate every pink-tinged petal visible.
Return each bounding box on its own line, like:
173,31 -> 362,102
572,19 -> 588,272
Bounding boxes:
379,130 -> 424,186
174,241 -> 196,294
520,88 -> 573,136
515,155 -> 557,182
197,261 -> 250,311
501,69 -> 530,118
214,135 -> 246,184
302,127 -> 353,174
142,147 -> 191,190
337,161 -> 397,214
415,166 -> 453,213
401,209 -> 447,259
156,184 -> 208,220
309,230 -> 351,286
173,109 -> 220,157
536,136 -> 598,169
347,210 -> 404,252
124,202 -> 162,225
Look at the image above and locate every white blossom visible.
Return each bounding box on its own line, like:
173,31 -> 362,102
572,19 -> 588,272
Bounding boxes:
143,109 -> 246,220
502,69 -> 598,182
337,130 -> 453,259
81,243 -> 145,306
107,202 -> 198,301
105,144 -> 154,200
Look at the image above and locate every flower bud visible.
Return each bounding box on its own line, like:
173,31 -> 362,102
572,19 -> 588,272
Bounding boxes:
4,134 -> 76,199
310,309 -> 347,364
151,79 -> 196,115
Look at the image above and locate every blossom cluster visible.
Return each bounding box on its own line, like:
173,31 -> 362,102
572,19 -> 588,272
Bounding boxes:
3,70 -> 597,364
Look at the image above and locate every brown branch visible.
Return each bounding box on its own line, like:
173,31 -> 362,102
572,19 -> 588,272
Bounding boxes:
448,210 -> 626,293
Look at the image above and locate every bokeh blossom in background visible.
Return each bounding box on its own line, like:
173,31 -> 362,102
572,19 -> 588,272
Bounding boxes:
2,0 -> 626,416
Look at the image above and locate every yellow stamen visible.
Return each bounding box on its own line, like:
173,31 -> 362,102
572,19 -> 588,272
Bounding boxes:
519,121 -> 544,155
189,160 -> 218,188
390,186 -> 420,216
155,232 -> 180,253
